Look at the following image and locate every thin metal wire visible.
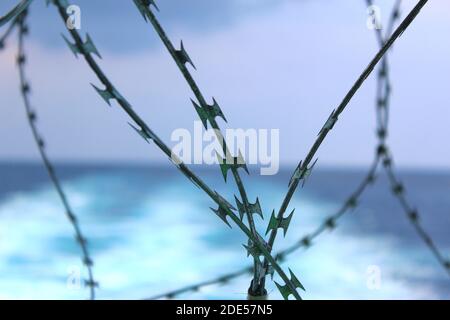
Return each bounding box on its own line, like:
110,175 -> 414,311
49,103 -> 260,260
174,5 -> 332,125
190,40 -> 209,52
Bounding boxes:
0,0 -> 33,28
16,10 -> 97,300
368,0 -> 450,278
0,15 -> 18,48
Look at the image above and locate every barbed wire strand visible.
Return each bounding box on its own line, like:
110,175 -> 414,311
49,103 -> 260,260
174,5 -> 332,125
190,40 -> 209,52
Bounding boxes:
0,0 -> 33,28
48,0 -> 303,299
16,10 -> 97,300
384,161 -> 450,277
133,1 -> 265,295
147,268 -> 252,300
367,0 -> 450,278
258,0 -> 429,286
0,16 -> 19,49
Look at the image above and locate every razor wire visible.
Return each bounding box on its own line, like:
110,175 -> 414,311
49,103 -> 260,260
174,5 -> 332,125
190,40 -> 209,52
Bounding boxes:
150,0 -> 450,299
48,0 -> 304,300
0,0 -> 439,299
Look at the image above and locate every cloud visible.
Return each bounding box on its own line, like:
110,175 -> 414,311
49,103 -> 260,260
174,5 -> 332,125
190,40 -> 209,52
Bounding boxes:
0,0 -> 449,168
1,0 -> 288,52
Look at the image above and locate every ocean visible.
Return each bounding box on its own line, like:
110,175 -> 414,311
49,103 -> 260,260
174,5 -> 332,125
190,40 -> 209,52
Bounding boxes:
0,162 -> 449,300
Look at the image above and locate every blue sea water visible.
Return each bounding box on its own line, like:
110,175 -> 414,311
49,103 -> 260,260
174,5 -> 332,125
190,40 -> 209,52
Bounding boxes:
0,162 -> 449,300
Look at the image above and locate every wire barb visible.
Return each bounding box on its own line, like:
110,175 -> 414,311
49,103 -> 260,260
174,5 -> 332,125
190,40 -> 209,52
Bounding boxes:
63,33 -> 102,59
235,196 -> 263,221
265,209 -> 294,237
274,269 -> 305,300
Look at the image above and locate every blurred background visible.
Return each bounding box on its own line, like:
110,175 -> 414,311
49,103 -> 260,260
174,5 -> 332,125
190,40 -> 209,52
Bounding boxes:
0,0 -> 449,299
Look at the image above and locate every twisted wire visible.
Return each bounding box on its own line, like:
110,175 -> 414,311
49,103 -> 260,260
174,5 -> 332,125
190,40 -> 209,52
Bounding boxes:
368,0 -> 450,278
16,10 -> 97,299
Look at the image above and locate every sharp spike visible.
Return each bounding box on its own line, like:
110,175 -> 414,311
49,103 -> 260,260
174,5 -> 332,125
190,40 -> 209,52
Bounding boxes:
177,40 -> 196,70
84,34 -> 102,59
62,34 -> 81,58
91,84 -> 116,106
191,99 -> 209,129
211,207 -> 231,228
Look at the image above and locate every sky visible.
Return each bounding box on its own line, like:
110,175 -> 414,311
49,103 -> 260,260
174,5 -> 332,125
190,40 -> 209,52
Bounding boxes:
0,0 -> 449,169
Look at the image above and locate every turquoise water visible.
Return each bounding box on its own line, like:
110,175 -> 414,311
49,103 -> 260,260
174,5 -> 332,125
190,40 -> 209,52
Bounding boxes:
0,163 -> 449,299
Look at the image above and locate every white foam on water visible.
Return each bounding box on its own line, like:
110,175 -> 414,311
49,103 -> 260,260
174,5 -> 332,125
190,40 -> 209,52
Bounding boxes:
0,173 -> 447,299
0,187 -> 91,299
